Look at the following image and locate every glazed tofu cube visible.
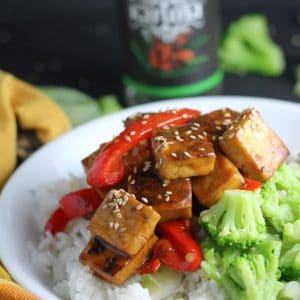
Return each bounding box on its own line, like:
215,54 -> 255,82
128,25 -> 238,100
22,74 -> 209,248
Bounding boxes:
194,108 -> 240,142
192,155 -> 244,207
128,173 -> 192,222
88,189 -> 161,255
219,108 -> 289,181
80,234 -> 158,285
152,123 -> 216,180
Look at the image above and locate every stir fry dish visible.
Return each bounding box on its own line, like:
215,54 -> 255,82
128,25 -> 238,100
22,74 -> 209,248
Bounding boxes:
45,107 -> 300,299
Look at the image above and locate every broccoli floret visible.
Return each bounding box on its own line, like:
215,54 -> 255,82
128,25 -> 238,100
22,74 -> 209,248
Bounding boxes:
261,164 -> 300,232
279,243 -> 300,282
222,254 -> 284,300
282,220 -> 300,252
219,14 -> 285,76
201,237 -> 283,299
278,281 -> 300,300
199,190 -> 266,248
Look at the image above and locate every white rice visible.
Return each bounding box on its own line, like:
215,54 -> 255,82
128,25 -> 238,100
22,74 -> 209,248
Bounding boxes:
30,178 -> 226,300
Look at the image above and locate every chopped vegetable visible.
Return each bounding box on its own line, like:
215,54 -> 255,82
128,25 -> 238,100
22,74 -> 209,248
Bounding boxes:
279,244 -> 300,282
277,281 -> 300,300
44,188 -> 102,234
242,177 -> 263,191
282,220 -> 300,252
222,254 -> 284,300
199,190 -> 266,248
86,108 -> 200,188
44,207 -> 69,235
219,14 -> 285,76
59,188 -> 102,219
201,237 -> 283,300
261,164 -> 300,232
155,220 -> 203,272
140,265 -> 183,300
138,257 -> 161,275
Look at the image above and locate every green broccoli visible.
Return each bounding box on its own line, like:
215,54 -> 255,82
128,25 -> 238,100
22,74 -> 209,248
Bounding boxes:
261,164 -> 300,232
219,14 -> 285,76
201,236 -> 283,299
278,281 -> 300,300
199,190 -> 266,248
282,220 -> 300,252
222,254 -> 284,300
279,243 -> 300,282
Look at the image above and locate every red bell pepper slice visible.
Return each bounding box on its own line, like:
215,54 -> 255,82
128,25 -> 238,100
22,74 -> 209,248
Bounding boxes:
154,220 -> 203,272
45,188 -> 102,235
137,257 -> 161,275
60,188 -> 102,219
86,108 -> 200,188
45,208 -> 69,235
242,177 -> 263,191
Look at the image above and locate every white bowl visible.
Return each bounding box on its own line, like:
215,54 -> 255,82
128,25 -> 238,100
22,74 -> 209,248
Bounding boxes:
0,96 -> 300,299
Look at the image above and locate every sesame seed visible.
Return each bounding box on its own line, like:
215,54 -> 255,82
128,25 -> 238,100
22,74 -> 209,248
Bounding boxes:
197,135 -> 204,139
165,196 -> 170,202
203,131 -> 207,136
143,114 -> 150,119
191,126 -> 198,131
124,135 -> 131,142
130,131 -> 136,136
214,121 -> 222,125
183,113 -> 189,119
198,148 -> 205,151
119,227 -> 127,232
133,167 -> 137,173
184,151 -> 193,158
136,204 -> 143,210
185,130 -> 192,135
141,197 -> 149,203
157,193 -> 163,199
128,175 -> 132,182
171,152 -> 177,157
102,204 -> 108,209
228,133 -> 235,139
124,195 -> 129,201
141,120 -> 148,125
109,222 -> 114,228
175,136 -> 184,142
212,135 -> 216,141
114,223 -> 120,230
117,212 -> 123,219
131,179 -> 136,184
113,209 -> 120,213
193,122 -> 200,127
218,136 -> 224,141
223,119 -> 232,126
224,112 -> 231,118
165,191 -> 172,195
216,126 -> 222,130
190,135 -> 197,139
162,180 -> 170,187
174,131 -> 179,136
163,125 -> 170,130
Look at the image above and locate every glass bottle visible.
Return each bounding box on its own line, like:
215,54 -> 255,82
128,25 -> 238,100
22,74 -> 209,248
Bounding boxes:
121,0 -> 223,106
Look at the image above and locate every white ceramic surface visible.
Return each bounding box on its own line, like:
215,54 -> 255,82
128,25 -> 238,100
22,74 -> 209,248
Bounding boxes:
0,96 -> 300,300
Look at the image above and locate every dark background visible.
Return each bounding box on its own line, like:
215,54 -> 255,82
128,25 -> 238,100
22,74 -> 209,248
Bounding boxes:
0,0 -> 300,103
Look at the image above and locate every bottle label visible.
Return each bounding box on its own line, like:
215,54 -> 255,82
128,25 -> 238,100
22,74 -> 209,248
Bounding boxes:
123,0 -> 222,97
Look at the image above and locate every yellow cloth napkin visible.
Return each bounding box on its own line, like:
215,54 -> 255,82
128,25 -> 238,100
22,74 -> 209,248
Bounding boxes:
0,71 -> 71,299
0,70 -> 71,188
